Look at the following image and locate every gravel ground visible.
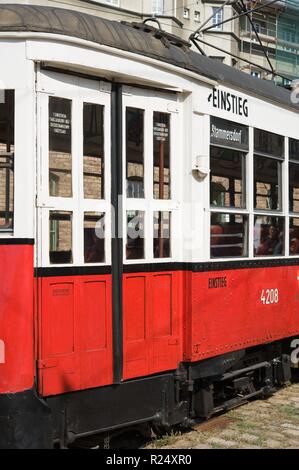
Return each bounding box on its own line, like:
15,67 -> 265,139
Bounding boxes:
147,383 -> 299,449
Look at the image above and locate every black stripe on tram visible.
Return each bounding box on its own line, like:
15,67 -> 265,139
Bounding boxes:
111,83 -> 123,384
35,258 -> 299,278
0,238 -> 34,245
35,266 -> 112,277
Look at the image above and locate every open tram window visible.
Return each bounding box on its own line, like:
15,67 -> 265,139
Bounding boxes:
83,103 -> 104,200
290,218 -> 299,256
254,129 -> 284,211
154,211 -> 171,258
210,147 -> 246,208
84,212 -> 105,263
126,108 -> 144,199
0,90 -> 14,230
210,213 -> 248,258
126,210 -> 144,260
49,211 -> 73,264
254,215 -> 284,256
289,138 -> 299,213
49,97 -> 72,198
153,112 -> 171,200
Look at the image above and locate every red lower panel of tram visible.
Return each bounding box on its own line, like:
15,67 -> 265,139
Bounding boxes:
0,244 -> 34,394
37,275 -> 113,396
185,265 -> 299,362
123,271 -> 183,380
3,251 -> 299,398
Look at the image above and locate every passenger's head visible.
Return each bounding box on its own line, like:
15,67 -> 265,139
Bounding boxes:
269,225 -> 278,239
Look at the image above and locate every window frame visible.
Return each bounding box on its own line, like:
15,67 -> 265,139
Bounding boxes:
37,71 -> 112,268
122,87 -> 181,264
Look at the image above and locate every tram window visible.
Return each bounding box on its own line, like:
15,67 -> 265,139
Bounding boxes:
153,112 -> 171,200
126,210 -> 144,260
126,108 -> 144,198
49,211 -> 73,264
290,218 -> 299,255
154,211 -> 171,258
254,155 -> 281,211
49,97 -> 72,198
210,213 -> 248,258
254,129 -> 284,159
210,147 -> 245,209
84,212 -> 105,263
83,103 -> 104,200
289,163 -> 299,213
254,215 -> 284,256
0,90 -> 14,230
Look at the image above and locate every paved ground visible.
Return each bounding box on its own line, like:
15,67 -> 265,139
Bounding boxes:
147,383 -> 299,449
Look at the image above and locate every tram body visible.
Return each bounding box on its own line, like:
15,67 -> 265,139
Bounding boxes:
0,4 -> 299,448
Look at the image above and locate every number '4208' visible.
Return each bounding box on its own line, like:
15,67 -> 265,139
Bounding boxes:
261,289 -> 279,305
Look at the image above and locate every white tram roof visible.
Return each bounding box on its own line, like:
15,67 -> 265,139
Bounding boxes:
0,3 -> 298,113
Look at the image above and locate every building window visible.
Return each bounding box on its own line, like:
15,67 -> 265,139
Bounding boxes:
126,108 -> 144,199
194,11 -> 200,22
152,0 -> 164,15
83,103 -> 104,200
49,211 -> 73,264
84,212 -> 105,263
251,71 -> 261,78
153,112 -> 171,200
0,90 -> 14,231
212,7 -> 223,30
49,97 -> 72,198
183,8 -> 190,20
104,0 -> 119,6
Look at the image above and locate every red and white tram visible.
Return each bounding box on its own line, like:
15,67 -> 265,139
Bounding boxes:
0,4 -> 299,448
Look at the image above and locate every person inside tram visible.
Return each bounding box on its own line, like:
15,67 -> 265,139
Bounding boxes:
256,225 -> 282,256
290,237 -> 299,255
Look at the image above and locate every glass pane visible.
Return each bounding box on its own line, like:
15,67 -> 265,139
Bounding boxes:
49,211 -> 73,264
210,147 -> 245,208
49,97 -> 72,197
153,112 -> 170,199
126,210 -> 144,260
290,138 -> 299,162
289,162 -> 299,213
84,212 -> 105,263
126,108 -> 144,198
290,218 -> 299,256
254,129 -> 284,158
154,211 -> 171,258
83,103 -> 104,199
211,213 -> 248,258
254,155 -> 281,210
0,90 -> 14,230
254,216 -> 284,256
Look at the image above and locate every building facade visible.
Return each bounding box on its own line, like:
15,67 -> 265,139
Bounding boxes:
7,0 -> 299,83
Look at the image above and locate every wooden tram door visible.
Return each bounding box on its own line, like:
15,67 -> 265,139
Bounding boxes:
36,70 -> 113,396
122,86 -> 182,380
36,72 -> 182,396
